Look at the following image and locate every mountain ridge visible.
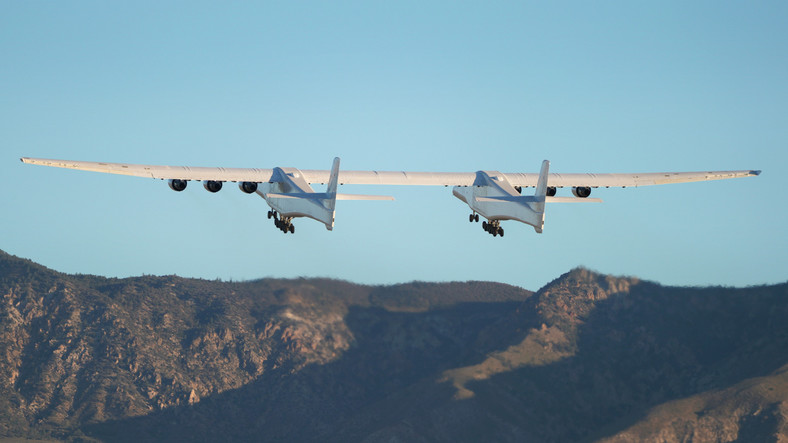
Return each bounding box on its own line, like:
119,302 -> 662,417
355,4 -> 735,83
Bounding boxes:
0,250 -> 786,442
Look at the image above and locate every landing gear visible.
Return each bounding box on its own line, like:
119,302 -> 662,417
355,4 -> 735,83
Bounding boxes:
469,213 -> 504,238
482,219 -> 504,238
269,211 -> 295,234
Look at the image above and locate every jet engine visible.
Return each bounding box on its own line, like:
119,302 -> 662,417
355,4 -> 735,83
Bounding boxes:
168,179 -> 187,192
203,180 -> 223,193
546,186 -> 557,196
238,181 -> 258,193
572,186 -> 591,198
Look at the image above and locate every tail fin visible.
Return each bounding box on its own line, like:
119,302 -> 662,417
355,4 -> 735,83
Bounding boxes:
323,157 -> 340,230
534,160 -> 550,197
531,160 -> 550,233
327,157 -> 340,197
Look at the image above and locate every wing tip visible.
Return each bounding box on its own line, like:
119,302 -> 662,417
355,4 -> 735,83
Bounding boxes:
750,170 -> 762,176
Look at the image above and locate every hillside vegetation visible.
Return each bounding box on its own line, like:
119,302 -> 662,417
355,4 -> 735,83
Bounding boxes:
0,250 -> 786,442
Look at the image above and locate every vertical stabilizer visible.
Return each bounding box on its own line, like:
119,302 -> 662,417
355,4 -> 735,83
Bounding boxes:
327,157 -> 340,197
535,160 -> 550,197
323,157 -> 340,230
532,160 -> 550,233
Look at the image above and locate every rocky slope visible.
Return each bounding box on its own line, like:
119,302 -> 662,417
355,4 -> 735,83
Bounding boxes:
0,250 -> 786,442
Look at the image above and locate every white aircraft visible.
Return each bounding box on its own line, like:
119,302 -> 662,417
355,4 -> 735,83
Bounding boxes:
20,157 -> 760,237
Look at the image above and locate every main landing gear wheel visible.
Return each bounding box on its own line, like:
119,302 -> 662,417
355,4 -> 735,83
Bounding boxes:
271,213 -> 295,234
482,219 -> 504,238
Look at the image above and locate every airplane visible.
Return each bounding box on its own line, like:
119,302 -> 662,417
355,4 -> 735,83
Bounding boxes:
20,157 -> 760,238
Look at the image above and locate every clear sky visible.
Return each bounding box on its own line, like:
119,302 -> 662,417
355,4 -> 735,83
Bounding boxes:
2,1 -> 786,291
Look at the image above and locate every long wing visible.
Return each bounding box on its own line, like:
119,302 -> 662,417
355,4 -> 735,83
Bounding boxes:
20,157 -> 276,182
19,157 -> 760,187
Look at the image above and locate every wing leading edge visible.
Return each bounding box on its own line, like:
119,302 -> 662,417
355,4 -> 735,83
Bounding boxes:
20,156 -> 760,236
20,157 -> 759,188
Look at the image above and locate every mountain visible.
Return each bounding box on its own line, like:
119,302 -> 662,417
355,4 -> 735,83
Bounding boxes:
0,250 -> 786,442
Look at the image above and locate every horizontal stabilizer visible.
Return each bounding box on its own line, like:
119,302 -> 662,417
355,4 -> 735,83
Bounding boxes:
266,192 -> 393,201
265,192 -> 312,199
475,196 -> 602,204
545,196 -> 603,203
337,194 -> 394,201
474,196 -> 530,203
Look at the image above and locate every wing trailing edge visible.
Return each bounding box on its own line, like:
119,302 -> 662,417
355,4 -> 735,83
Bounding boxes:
21,155 -> 760,236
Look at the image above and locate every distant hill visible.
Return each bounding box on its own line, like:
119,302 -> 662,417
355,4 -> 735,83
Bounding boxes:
0,250 -> 786,442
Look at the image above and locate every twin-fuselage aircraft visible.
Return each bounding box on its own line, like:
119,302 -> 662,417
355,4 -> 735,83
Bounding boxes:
20,157 -> 760,237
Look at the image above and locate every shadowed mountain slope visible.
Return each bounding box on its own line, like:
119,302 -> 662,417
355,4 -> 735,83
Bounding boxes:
0,250 -> 786,442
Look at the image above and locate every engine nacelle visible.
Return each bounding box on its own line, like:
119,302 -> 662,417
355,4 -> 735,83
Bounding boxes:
546,186 -> 557,197
238,181 -> 258,194
168,179 -> 187,192
203,180 -> 223,193
572,186 -> 592,198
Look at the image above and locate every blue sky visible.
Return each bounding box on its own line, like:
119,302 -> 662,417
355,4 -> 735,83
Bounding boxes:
2,1 -> 786,291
